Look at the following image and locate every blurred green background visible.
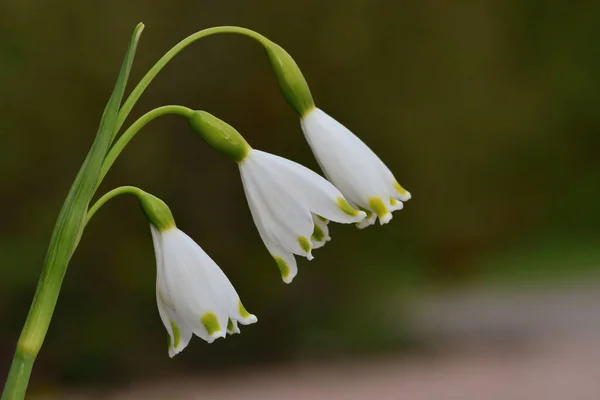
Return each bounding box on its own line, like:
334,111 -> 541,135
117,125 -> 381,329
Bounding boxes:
2,0 -> 600,396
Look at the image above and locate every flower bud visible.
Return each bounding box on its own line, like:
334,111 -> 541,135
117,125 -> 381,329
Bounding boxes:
263,40 -> 315,117
138,192 -> 176,232
188,111 -> 251,162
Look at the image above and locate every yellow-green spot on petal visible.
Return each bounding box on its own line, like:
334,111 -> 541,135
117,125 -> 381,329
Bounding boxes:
227,318 -> 235,332
368,197 -> 389,219
337,197 -> 360,217
394,181 -> 408,196
170,321 -> 181,348
298,236 -> 312,253
390,197 -> 398,206
311,223 -> 325,242
317,215 -> 328,224
358,206 -> 373,219
201,312 -> 221,336
273,256 -> 290,280
238,299 -> 252,319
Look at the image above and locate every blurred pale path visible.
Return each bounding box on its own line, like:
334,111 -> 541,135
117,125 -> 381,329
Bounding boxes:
42,280 -> 600,399
59,340 -> 600,400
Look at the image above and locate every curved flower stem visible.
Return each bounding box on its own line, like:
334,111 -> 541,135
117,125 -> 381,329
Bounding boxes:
86,186 -> 145,225
114,26 -> 269,137
99,105 -> 192,188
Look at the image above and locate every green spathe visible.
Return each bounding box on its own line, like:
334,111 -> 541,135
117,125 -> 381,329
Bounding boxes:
188,111 -> 251,162
138,192 -> 175,232
263,40 -> 315,117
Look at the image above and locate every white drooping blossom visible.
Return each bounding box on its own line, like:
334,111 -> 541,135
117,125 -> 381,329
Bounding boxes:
301,108 -> 411,229
238,149 -> 366,283
150,225 -> 257,357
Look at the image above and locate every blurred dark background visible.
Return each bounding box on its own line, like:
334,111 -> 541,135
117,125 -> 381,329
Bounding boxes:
2,1 -> 600,399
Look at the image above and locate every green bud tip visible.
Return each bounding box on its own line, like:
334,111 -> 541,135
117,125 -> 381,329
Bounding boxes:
139,192 -> 176,232
188,111 -> 251,162
263,40 -> 315,117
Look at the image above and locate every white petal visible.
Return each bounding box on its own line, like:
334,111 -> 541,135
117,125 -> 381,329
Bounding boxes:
227,319 -> 240,335
269,245 -> 298,284
249,150 -> 366,224
374,156 -> 412,202
240,152 -> 314,258
201,255 -> 258,327
240,166 -> 300,282
156,291 -> 194,357
160,229 -> 229,341
152,226 -> 192,356
150,225 -> 164,274
389,197 -> 404,212
356,211 -> 377,229
235,300 -> 258,325
311,214 -> 331,249
301,108 -> 390,210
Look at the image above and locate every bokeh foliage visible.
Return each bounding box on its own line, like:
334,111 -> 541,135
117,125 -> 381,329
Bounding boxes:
1,0 -> 600,388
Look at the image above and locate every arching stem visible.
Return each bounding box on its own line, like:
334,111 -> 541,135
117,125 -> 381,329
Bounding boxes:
114,26 -> 269,137
99,105 -> 192,187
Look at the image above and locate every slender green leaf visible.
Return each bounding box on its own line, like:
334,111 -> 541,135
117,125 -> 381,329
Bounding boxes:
1,23 -> 145,400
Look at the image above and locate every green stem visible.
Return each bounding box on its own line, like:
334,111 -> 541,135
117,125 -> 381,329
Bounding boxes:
1,353 -> 34,400
86,186 -> 145,224
114,26 -> 269,136
100,105 -> 192,186
2,24 -> 144,400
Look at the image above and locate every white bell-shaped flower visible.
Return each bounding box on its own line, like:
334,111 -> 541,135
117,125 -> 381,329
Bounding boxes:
239,149 -> 366,283
151,226 -> 257,357
301,108 -> 411,229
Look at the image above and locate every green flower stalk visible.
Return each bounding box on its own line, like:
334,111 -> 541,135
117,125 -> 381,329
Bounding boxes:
115,25 -> 315,129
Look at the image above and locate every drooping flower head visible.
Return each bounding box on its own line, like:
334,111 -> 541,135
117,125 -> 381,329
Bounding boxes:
188,111 -> 366,283
139,192 -> 256,357
301,109 -> 411,228
260,39 -> 411,228
239,149 -> 366,283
